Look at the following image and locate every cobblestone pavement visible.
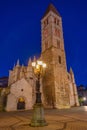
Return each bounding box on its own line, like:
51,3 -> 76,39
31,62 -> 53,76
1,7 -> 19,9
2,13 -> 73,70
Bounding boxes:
0,106 -> 87,130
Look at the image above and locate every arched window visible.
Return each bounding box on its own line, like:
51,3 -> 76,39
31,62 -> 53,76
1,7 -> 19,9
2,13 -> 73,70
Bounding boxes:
57,20 -> 59,25
54,17 -> 59,25
44,18 -> 48,27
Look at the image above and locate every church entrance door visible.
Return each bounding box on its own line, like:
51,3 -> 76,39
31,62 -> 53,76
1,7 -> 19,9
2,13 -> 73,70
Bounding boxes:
17,97 -> 25,110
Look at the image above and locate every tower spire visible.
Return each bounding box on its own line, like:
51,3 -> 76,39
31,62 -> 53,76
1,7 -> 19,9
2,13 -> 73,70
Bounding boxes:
33,56 -> 36,62
43,3 -> 60,18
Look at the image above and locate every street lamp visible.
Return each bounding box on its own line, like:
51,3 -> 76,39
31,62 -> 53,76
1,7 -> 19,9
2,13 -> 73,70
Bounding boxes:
30,60 -> 48,127
83,97 -> 86,101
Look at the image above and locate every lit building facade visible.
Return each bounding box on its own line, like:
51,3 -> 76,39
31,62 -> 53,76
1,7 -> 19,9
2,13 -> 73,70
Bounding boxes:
6,4 -> 79,111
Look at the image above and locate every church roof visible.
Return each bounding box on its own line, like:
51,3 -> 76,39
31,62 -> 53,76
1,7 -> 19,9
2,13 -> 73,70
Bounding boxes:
43,3 -> 60,18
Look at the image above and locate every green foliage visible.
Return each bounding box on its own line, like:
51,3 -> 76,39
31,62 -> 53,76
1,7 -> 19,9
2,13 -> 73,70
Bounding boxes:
78,96 -> 84,106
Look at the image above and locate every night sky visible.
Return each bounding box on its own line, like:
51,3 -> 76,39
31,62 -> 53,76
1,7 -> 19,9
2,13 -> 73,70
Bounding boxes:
0,0 -> 87,86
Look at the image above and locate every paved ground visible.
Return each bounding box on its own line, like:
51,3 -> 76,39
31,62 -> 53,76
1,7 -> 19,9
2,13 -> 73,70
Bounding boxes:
0,106 -> 87,130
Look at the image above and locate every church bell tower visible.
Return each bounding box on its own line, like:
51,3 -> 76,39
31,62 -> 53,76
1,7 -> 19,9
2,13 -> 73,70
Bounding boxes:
41,4 -> 70,108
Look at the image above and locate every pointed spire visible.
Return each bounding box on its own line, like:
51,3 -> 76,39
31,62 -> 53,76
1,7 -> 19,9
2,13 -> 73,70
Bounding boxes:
16,59 -> 20,67
33,56 -> 36,62
70,67 -> 73,75
28,58 -> 32,66
13,63 -> 15,69
43,3 -> 60,18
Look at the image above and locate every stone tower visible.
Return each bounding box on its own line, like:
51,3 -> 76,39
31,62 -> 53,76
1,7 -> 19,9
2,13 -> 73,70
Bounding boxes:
41,4 -> 79,108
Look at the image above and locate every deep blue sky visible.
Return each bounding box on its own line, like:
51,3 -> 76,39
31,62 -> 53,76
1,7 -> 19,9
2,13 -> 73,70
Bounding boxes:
0,0 -> 87,86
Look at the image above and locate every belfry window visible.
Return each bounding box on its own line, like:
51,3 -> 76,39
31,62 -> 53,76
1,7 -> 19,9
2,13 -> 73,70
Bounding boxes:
54,18 -> 59,26
58,56 -> 61,64
44,18 -> 48,27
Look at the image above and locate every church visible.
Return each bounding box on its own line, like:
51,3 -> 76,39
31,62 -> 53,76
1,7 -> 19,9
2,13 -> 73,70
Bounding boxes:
6,4 -> 79,111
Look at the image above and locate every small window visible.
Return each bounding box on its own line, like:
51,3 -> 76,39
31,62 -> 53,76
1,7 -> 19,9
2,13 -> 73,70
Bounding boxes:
57,20 -> 59,25
58,56 -> 61,64
57,40 -> 60,49
54,18 -> 56,24
21,89 -> 23,91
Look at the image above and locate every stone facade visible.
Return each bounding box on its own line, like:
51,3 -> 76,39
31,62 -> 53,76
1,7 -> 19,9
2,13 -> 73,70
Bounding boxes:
6,4 -> 79,111
6,59 -> 36,111
41,4 -> 79,108
6,78 -> 35,111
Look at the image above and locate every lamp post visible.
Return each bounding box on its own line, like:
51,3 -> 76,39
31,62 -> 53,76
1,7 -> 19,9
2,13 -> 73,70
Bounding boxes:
30,60 -> 48,127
